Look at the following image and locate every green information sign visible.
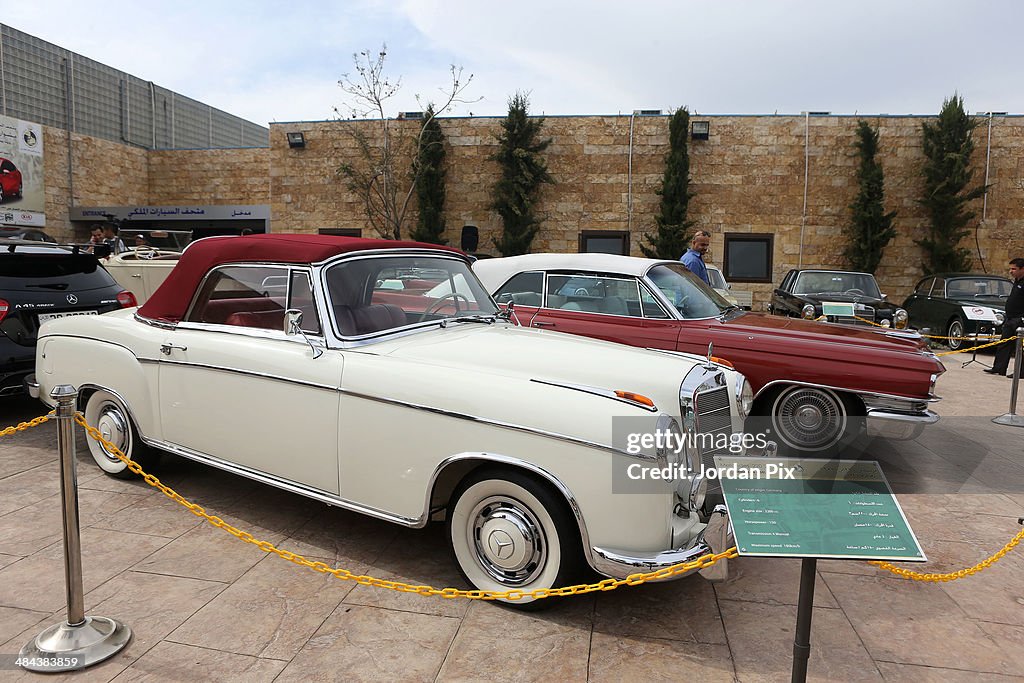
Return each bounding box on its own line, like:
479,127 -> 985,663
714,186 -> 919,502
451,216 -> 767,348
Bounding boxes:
821,302 -> 856,317
714,456 -> 926,562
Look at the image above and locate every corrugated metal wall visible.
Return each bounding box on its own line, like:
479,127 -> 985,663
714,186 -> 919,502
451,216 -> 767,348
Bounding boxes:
0,24 -> 268,149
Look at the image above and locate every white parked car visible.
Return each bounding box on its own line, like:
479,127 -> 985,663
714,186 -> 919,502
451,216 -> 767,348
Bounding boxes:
30,235 -> 751,606
101,249 -> 180,306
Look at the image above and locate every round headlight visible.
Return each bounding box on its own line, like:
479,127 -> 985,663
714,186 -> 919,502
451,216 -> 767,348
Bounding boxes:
655,414 -> 684,471
802,304 -> 816,320
894,308 -> 909,329
995,312 -> 1005,325
879,318 -> 891,328
735,375 -> 754,419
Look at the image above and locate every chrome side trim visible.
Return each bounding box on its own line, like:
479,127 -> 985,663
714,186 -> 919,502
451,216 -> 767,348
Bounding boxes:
426,453 -> 595,568
754,378 -> 941,406
529,378 -> 659,412
150,359 -> 339,392
339,387 -> 658,462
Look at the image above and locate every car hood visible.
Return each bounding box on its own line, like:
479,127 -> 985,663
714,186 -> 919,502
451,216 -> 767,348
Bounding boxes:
724,311 -> 929,353
355,322 -> 720,416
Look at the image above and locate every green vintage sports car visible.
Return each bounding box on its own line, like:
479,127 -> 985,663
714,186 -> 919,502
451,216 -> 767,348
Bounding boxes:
901,273 -> 1011,350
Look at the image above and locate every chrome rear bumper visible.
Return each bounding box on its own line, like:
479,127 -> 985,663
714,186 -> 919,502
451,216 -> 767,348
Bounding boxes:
590,505 -> 732,582
24,373 -> 40,400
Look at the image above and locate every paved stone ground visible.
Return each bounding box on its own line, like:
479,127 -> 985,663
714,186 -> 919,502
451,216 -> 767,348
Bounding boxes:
0,354 -> 1022,682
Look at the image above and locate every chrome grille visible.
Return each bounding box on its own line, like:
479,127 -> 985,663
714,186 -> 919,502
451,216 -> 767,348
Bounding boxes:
694,386 -> 733,493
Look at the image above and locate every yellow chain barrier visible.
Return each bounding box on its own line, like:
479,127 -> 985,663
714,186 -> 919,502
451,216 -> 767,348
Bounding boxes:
0,412 -> 53,437
5,412 -> 1021,593
933,335 -> 1019,357
70,413 -> 736,600
869,526 -> 1023,582
841,314 -> 1019,356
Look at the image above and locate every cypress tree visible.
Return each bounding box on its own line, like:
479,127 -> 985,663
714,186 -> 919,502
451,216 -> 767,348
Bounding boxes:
410,105 -> 447,244
844,120 -> 897,273
917,94 -> 987,274
492,93 -> 553,256
641,107 -> 694,259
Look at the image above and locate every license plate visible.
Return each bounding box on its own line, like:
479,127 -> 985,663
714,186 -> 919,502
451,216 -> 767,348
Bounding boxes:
38,310 -> 99,323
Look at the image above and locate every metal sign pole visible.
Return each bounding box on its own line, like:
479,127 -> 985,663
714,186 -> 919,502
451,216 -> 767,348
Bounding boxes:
790,558 -> 817,683
993,328 -> 1024,427
20,385 -> 131,672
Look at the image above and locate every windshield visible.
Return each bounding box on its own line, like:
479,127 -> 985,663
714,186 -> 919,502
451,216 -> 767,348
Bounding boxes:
325,255 -> 497,336
706,267 -> 727,290
645,263 -> 733,319
793,271 -> 881,298
946,278 -> 1011,298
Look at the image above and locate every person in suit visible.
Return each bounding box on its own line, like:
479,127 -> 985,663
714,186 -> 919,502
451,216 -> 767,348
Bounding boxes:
984,257 -> 1024,376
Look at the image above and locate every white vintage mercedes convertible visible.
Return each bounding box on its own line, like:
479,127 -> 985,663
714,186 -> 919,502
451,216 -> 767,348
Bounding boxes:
30,234 -> 751,605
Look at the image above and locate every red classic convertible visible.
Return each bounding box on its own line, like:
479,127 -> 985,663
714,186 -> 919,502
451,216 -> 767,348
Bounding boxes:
473,254 -> 944,454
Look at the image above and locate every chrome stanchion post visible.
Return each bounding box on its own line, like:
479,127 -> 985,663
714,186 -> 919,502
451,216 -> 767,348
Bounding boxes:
19,385 -> 131,672
993,328 -> 1024,428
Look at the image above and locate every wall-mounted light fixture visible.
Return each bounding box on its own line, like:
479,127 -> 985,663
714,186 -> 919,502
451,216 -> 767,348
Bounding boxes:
691,120 -> 710,140
286,132 -> 306,149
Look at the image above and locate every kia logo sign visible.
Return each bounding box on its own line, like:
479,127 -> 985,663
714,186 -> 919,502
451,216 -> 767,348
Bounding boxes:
66,294 -> 78,304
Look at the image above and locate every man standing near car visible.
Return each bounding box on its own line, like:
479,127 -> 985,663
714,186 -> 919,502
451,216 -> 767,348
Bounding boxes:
102,224 -> 126,255
680,230 -> 712,285
985,257 -> 1024,377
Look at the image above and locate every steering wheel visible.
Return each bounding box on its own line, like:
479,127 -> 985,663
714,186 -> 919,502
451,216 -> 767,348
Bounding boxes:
419,293 -> 471,321
843,288 -> 865,296
573,288 -> 590,296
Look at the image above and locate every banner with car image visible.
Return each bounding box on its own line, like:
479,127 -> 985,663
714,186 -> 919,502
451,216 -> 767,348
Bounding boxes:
0,114 -> 45,227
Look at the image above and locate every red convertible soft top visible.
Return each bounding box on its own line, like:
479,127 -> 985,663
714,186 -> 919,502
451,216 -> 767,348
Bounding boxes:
137,233 -> 465,323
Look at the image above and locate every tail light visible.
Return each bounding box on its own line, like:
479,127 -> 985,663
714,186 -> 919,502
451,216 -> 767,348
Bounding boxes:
116,291 -> 138,308
0,298 -> 8,323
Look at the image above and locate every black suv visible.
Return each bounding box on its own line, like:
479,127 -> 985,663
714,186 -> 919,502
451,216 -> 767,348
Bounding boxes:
1,242 -> 136,396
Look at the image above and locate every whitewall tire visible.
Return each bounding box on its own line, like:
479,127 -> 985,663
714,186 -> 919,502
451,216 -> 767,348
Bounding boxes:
83,390 -> 158,479
446,468 -> 582,609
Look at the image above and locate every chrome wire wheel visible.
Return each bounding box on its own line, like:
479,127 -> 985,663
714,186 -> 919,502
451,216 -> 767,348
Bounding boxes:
771,386 -> 848,452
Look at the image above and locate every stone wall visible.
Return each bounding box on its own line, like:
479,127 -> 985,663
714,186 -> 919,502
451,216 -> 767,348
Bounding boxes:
149,147 -> 270,205
43,128 -> 149,239
34,114 -> 1024,309
266,114 -> 1024,307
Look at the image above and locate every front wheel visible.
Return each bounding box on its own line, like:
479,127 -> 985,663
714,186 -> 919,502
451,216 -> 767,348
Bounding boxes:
759,385 -> 862,455
446,468 -> 582,610
946,318 -> 966,351
83,390 -> 159,479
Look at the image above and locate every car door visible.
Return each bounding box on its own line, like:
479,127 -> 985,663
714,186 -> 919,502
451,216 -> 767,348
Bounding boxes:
901,277 -> 934,330
157,265 -> 343,494
527,272 -> 682,351
771,270 -> 799,315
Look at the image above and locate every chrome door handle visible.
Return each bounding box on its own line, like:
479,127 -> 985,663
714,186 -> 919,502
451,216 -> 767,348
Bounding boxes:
160,343 -> 188,355
532,321 -> 555,328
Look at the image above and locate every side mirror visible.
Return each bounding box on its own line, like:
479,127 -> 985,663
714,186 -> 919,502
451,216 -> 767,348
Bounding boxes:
284,309 -> 303,335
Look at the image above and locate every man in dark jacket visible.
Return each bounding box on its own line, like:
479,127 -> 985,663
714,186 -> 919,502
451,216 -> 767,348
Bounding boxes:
985,257 -> 1024,376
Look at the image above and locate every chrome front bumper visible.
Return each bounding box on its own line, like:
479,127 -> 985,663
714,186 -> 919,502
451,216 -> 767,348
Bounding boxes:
865,408 -> 939,440
590,505 -> 732,582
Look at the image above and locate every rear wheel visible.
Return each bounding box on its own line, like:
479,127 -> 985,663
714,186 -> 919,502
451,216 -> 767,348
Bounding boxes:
760,385 -> 863,455
83,390 -> 159,479
946,318 -> 966,351
446,468 -> 582,610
